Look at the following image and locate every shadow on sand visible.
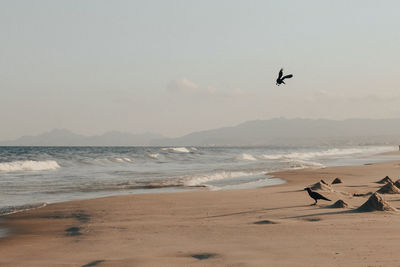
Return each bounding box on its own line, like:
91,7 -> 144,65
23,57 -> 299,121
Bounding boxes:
200,204 -> 311,219
280,206 -> 393,220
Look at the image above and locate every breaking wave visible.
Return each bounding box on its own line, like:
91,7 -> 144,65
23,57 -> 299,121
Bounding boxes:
286,159 -> 325,169
148,171 -> 262,188
235,153 -> 257,161
147,153 -> 159,159
182,171 -> 254,187
0,160 -> 60,172
110,158 -> 133,163
161,147 -> 190,153
259,147 -> 385,161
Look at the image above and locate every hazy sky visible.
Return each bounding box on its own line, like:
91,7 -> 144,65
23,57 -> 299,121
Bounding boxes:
1,1 -> 400,140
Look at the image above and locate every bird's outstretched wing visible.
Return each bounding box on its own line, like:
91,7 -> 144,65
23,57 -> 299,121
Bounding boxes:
282,74 -> 293,80
278,68 -> 283,79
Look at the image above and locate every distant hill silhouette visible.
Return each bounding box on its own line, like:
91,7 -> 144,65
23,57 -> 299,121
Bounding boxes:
3,118 -> 400,146
150,118 -> 400,146
0,129 -> 164,146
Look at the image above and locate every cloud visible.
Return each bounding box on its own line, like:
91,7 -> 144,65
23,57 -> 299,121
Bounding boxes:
166,78 -> 247,98
167,78 -> 200,94
166,78 -> 222,95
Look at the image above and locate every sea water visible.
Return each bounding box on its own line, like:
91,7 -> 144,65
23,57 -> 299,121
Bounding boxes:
0,145 -> 397,214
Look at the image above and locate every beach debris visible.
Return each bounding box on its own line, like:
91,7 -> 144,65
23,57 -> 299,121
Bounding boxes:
320,179 -> 329,185
332,178 -> 343,184
394,180 -> 400,189
376,176 -> 394,184
356,193 -> 397,212
353,192 -> 373,197
377,181 -> 400,194
304,187 -> 331,205
310,181 -> 332,191
327,199 -> 349,208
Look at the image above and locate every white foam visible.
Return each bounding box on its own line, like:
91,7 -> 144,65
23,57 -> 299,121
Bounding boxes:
162,147 -> 190,153
235,153 -> 257,161
286,159 -> 325,169
0,160 -> 60,172
181,171 -> 259,187
147,171 -> 258,189
259,154 -> 284,160
0,203 -> 47,216
260,147 -> 391,161
147,153 -> 159,159
110,158 -> 133,163
94,158 -> 107,164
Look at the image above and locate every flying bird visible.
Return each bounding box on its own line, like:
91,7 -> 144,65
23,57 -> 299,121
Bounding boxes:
276,68 -> 293,85
304,187 -> 331,205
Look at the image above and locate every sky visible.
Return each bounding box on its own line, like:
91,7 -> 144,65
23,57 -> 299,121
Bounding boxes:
1,0 -> 400,140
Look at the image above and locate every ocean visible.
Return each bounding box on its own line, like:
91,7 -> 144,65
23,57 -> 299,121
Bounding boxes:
0,145 -> 397,215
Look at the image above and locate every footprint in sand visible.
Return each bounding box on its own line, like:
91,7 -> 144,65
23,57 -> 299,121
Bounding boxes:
303,217 -> 321,222
191,253 -> 218,260
253,220 -> 278,225
73,212 -> 91,223
81,260 -> 105,267
65,226 -> 82,236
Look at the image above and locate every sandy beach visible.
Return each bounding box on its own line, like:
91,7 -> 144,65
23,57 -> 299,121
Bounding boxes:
2,155 -> 400,266
4,1 -> 400,266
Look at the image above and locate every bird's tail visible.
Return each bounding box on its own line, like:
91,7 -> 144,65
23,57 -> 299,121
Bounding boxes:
321,196 -> 331,201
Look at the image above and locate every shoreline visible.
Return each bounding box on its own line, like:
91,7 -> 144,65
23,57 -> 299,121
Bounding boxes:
1,147 -> 397,217
2,154 -> 400,266
0,145 -> 395,212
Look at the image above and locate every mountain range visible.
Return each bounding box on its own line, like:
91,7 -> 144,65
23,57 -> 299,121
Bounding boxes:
2,118 -> 400,146
150,118 -> 400,146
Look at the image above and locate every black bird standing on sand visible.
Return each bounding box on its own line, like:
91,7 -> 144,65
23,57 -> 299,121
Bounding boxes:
304,187 -> 331,205
276,68 -> 293,86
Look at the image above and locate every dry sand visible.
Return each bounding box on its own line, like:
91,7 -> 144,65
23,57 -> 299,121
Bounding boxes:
2,156 -> 400,266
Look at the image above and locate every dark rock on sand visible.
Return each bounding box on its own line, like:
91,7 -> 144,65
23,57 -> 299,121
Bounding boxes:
394,180 -> 400,189
356,193 -> 397,212
327,200 -> 349,208
376,176 -> 394,184
377,181 -> 400,194
332,178 -> 342,184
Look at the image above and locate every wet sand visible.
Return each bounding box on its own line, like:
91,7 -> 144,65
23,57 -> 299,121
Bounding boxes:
2,155 -> 400,266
